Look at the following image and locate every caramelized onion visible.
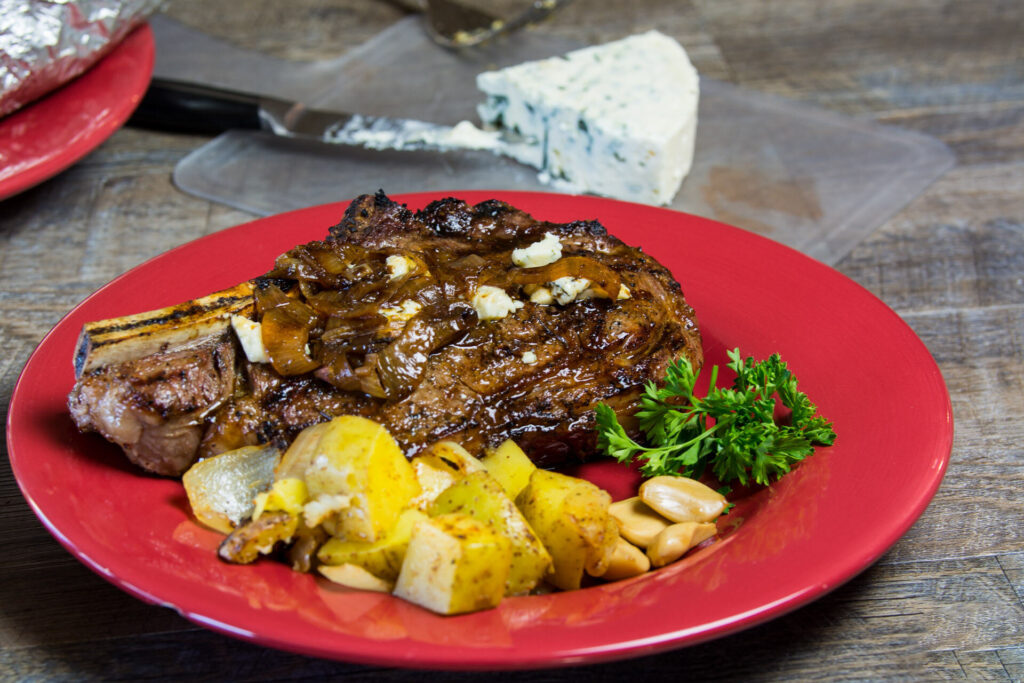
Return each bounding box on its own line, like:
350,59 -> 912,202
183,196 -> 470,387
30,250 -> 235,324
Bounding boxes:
261,299 -> 321,376
504,256 -> 621,300
306,290 -> 379,318
314,350 -> 362,392
373,302 -> 478,400
309,245 -> 356,276
393,276 -> 441,307
254,281 -> 295,314
343,277 -> 392,304
355,356 -> 388,399
268,242 -> 381,286
319,314 -> 384,355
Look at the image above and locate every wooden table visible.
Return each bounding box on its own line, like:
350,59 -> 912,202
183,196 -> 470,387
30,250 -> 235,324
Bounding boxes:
2,1 -> 1022,679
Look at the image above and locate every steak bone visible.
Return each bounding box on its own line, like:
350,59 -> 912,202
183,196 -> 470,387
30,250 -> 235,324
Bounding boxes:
73,282 -> 254,377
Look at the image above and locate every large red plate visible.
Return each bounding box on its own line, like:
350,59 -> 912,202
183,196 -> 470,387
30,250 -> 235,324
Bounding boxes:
7,192 -> 952,669
0,24 -> 155,200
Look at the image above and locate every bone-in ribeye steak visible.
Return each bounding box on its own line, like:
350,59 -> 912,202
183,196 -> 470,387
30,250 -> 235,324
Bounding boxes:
68,192 -> 702,476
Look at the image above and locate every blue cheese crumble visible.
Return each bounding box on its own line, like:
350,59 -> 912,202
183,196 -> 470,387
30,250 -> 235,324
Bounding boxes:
472,285 -> 524,320
231,315 -> 269,364
386,254 -> 417,280
550,276 -> 592,305
512,232 -> 563,268
476,31 -> 699,206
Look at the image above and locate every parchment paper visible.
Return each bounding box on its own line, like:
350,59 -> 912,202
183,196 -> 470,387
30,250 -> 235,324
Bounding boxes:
156,15 -> 954,266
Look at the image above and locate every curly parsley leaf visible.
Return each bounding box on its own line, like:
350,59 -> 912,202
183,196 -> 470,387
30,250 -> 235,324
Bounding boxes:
595,349 -> 836,486
594,403 -> 644,463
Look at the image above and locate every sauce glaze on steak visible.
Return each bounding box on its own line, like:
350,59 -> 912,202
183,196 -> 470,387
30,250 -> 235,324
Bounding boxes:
68,192 -> 702,475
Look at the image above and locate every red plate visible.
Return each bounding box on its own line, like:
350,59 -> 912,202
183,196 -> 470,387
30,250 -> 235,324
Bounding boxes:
7,192 -> 952,669
0,24 -> 155,200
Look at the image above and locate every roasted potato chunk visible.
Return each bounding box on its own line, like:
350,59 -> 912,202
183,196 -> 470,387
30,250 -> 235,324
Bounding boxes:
429,471 -> 552,595
408,441 -> 486,510
393,513 -> 511,615
305,416 -> 421,542
515,469 -> 618,590
317,508 -> 428,581
480,439 -> 536,500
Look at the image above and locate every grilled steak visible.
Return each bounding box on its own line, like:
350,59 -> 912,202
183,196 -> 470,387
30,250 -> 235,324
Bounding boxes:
68,192 -> 702,476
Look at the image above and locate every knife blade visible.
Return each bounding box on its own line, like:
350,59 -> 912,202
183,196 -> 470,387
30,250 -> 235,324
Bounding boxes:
129,77 -> 518,154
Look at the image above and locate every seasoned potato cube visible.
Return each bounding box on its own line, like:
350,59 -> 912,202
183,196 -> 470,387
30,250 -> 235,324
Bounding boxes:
317,508 -> 428,581
409,441 -> 486,510
183,445 -> 281,534
430,471 -> 552,595
394,513 -> 511,615
515,469 -> 617,590
480,439 -> 536,500
305,416 -> 421,542
589,515 -> 621,577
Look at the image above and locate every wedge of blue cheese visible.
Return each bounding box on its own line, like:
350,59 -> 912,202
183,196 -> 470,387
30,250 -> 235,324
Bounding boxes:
476,31 -> 699,206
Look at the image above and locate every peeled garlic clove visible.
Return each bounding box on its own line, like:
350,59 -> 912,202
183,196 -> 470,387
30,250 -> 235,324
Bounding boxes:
590,536 -> 651,581
646,521 -> 717,568
639,476 -> 727,524
608,496 -> 670,548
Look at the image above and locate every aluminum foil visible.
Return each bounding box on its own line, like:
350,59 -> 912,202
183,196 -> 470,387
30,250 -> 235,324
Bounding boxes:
0,0 -> 162,117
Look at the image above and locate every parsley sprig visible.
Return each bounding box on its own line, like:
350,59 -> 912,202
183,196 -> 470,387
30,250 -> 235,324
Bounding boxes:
595,349 -> 836,486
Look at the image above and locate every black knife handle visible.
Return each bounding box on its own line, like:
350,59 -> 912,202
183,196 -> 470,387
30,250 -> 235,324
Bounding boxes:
129,78 -> 263,134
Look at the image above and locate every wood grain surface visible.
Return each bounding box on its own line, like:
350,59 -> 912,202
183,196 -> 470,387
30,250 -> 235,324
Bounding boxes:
2,1 -> 1023,680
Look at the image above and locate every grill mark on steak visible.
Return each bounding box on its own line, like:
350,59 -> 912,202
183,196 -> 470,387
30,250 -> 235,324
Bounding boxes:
68,192 -> 702,476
